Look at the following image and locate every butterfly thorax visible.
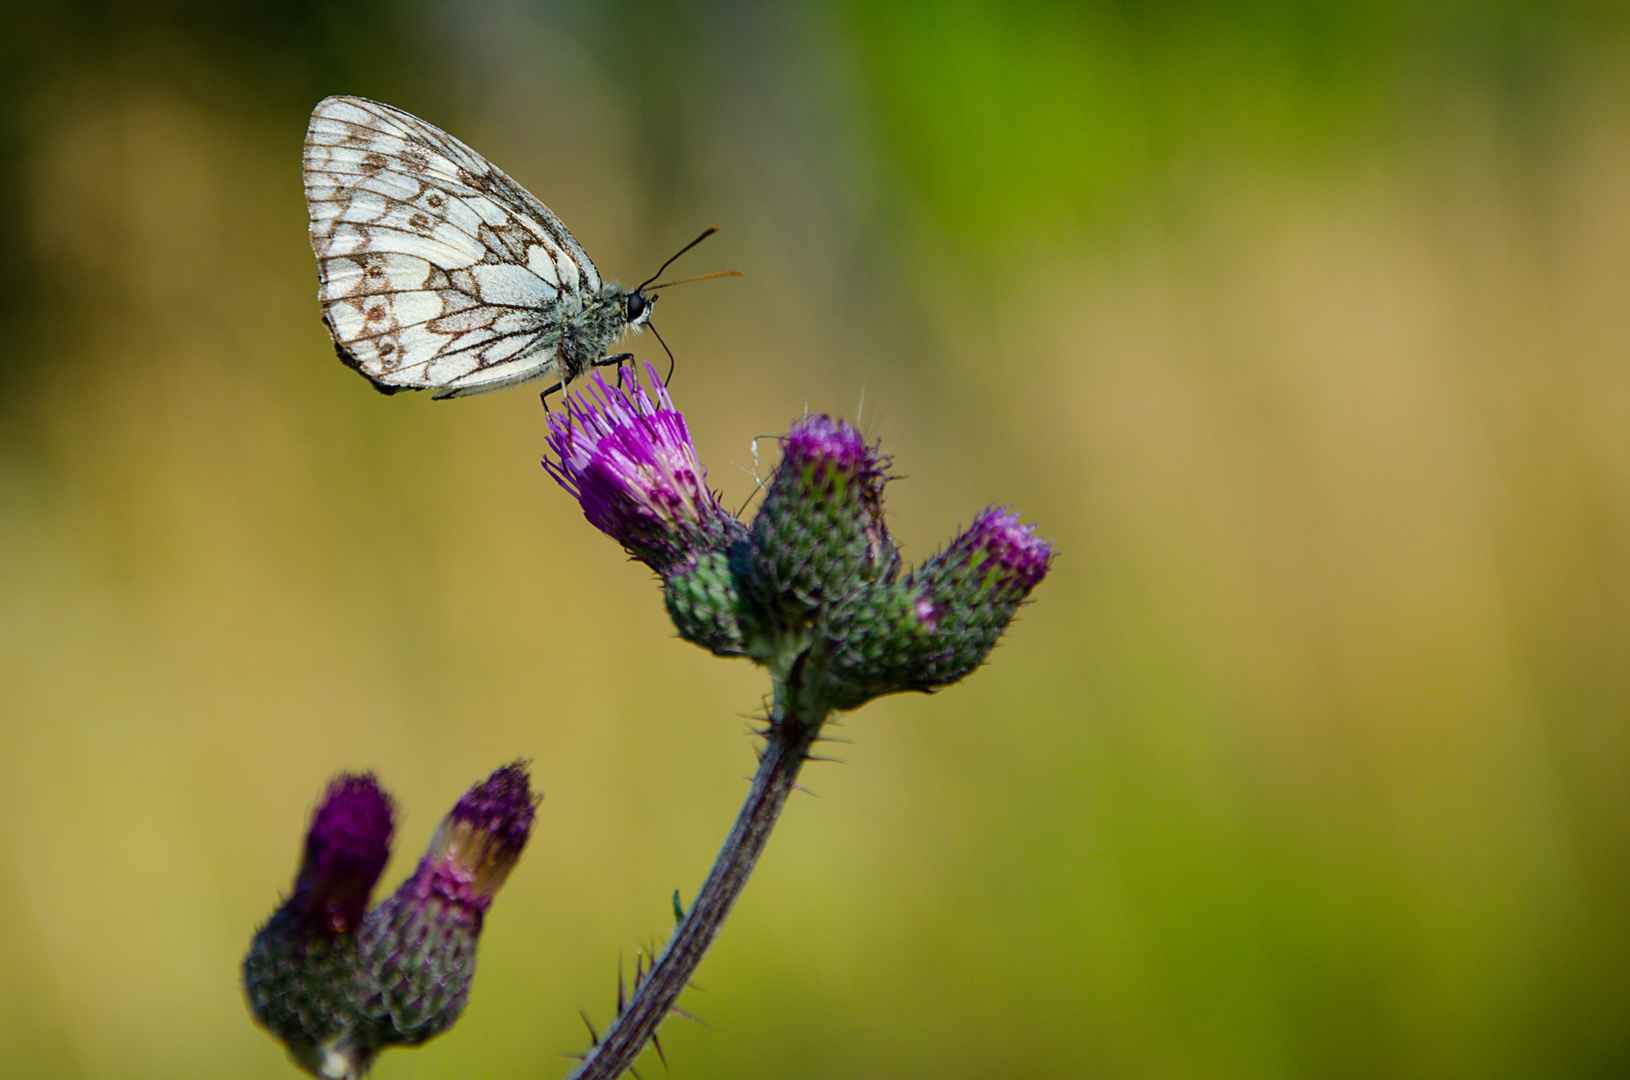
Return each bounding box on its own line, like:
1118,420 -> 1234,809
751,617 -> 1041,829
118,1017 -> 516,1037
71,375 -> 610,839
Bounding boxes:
554,283 -> 654,382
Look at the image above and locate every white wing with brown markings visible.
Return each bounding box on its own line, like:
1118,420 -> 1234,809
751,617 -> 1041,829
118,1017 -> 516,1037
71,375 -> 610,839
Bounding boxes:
302,95 -> 608,396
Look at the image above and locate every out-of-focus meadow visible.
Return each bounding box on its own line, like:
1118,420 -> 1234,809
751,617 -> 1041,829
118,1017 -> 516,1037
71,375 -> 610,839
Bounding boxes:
2,1 -> 1627,1077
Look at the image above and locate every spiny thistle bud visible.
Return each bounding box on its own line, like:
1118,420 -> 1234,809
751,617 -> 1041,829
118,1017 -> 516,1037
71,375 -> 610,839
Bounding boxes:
817,507 -> 1053,707
743,416 -> 894,633
354,763 -> 538,1058
243,774 -> 395,1080
663,546 -> 749,656
544,364 -> 743,575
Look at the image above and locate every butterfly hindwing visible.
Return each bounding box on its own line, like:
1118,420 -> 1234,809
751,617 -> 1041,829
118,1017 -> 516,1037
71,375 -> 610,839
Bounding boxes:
302,95 -> 608,395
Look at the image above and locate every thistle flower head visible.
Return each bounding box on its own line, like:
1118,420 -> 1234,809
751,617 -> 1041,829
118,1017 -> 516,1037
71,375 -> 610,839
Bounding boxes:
293,774 -> 396,934
781,413 -> 876,475
355,763 -> 538,1052
807,507 -> 1052,710
245,766 -> 537,1080
543,364 -> 740,573
890,506 -> 1052,687
415,760 -> 538,911
242,774 -> 395,1080
930,507 -> 1053,603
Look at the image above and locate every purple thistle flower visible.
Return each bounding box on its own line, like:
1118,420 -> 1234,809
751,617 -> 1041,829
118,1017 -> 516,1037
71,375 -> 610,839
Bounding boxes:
242,774 -> 395,1080
935,507 -> 1053,600
780,414 -> 877,475
543,363 -> 740,573
411,760 -> 537,911
891,506 -> 1051,685
243,767 -> 540,1080
353,763 -> 539,1059
537,365 -> 1053,713
294,775 -> 397,934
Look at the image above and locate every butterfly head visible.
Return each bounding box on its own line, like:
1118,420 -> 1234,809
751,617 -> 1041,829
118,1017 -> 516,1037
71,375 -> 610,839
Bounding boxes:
625,289 -> 656,330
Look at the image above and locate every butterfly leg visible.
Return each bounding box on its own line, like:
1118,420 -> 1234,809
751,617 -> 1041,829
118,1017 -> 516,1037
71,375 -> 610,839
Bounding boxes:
591,352 -> 635,390
595,353 -> 634,369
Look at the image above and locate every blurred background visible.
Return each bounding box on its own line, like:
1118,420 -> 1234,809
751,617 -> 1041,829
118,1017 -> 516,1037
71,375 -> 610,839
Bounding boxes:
2,1 -> 1628,1077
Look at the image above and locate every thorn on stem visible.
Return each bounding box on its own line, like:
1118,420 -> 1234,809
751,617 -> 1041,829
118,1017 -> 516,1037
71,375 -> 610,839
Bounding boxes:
651,1031 -> 668,1069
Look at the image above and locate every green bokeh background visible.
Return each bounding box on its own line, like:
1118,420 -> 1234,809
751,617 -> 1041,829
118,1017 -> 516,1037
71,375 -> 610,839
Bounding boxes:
3,1 -> 1628,1077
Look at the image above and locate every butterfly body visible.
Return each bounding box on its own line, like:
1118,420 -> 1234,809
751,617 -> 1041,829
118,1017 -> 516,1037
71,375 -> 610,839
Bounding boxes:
303,95 -> 652,398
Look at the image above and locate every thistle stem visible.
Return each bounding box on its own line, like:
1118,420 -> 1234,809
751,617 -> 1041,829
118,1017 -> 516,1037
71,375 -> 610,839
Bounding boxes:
564,694 -> 823,1080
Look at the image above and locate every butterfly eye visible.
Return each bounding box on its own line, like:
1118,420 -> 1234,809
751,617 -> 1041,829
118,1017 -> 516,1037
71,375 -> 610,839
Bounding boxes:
626,291 -> 651,323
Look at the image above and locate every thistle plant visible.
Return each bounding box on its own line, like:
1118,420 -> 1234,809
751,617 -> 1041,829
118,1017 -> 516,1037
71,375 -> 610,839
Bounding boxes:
245,764 -> 537,1079
245,363 -> 1049,1080
541,364 -> 1052,1079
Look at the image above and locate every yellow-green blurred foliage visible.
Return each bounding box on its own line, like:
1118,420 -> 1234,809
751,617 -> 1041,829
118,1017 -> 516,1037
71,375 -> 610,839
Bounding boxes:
2,1 -> 1627,1077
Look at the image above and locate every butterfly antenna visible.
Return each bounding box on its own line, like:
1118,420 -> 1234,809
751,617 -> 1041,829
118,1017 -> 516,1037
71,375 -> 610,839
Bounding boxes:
646,269 -> 744,291
637,227 -> 719,293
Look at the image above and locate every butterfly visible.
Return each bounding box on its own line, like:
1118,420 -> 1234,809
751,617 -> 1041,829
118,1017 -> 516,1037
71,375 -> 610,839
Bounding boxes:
302,95 -> 726,399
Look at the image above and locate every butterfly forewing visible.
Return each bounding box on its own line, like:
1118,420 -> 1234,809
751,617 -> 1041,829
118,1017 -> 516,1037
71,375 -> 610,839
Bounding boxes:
302,96 -> 606,396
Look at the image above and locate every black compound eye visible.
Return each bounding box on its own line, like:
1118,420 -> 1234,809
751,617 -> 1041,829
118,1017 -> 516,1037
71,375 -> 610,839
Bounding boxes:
626,292 -> 650,322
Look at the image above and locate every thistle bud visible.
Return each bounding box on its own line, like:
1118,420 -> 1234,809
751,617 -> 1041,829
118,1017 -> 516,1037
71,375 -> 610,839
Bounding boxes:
743,416 -> 893,633
242,774 -> 395,1080
354,764 -> 538,1053
817,508 -> 1053,707
663,546 -> 750,656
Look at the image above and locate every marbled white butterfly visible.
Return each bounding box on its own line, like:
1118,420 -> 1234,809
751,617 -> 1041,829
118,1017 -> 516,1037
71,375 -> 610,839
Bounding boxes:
302,95 -> 725,399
